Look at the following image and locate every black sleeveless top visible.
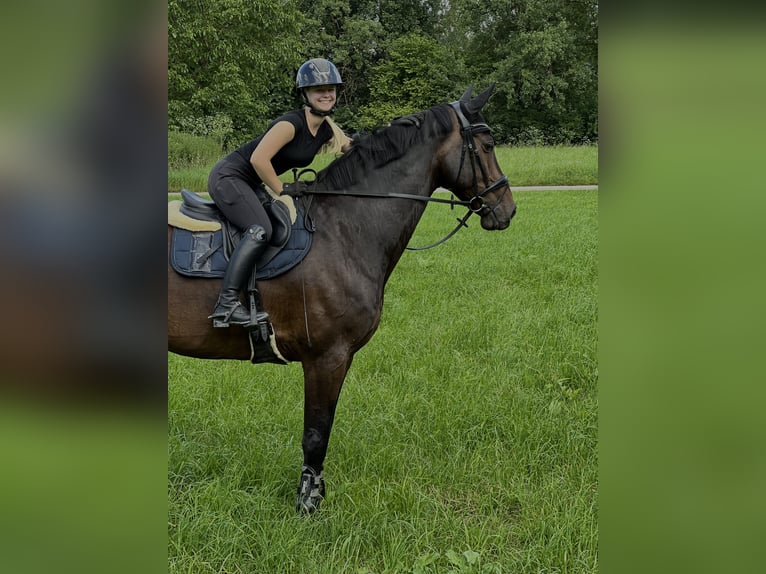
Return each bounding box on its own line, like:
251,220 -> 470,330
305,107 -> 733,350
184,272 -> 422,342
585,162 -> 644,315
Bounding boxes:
225,109 -> 333,187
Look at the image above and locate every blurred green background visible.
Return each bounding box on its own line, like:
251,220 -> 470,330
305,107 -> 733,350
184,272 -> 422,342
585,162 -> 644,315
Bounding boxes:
600,17 -> 766,574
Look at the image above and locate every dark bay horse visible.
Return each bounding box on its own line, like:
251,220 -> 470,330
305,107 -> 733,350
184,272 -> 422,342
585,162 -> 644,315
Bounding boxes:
168,85 -> 517,513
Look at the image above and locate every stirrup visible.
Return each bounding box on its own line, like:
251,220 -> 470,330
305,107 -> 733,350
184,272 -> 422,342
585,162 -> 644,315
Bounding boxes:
209,302 -> 250,328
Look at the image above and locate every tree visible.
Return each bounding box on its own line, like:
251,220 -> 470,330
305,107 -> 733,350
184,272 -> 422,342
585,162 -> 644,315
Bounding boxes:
168,0 -> 598,146
357,33 -> 467,130
377,0 -> 444,37
450,0 -> 598,143
168,0 -> 305,144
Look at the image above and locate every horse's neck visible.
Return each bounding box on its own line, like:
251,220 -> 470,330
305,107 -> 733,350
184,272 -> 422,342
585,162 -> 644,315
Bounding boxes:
315,143 -> 439,279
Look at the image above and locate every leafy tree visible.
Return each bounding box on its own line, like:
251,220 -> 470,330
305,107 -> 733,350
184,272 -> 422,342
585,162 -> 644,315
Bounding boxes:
168,0 -> 598,146
168,0 -> 305,144
376,0 -> 444,37
449,0 -> 598,143
357,34 -> 467,130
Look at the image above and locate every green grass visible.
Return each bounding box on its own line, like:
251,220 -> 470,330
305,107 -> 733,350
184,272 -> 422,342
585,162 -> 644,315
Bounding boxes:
496,145 -> 598,187
168,145 -> 598,193
168,189 -> 598,573
168,166 -> 211,194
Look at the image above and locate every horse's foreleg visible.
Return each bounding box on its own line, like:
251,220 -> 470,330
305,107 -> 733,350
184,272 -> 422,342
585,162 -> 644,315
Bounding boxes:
296,352 -> 352,514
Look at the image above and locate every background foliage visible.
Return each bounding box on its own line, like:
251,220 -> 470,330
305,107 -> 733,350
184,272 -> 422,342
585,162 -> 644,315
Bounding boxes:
169,0 -> 598,147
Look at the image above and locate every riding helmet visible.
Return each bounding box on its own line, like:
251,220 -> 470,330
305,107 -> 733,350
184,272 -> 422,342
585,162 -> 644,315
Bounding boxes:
296,58 -> 343,89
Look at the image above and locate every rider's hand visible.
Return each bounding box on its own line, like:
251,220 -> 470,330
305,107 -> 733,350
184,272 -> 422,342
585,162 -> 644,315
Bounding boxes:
281,181 -> 308,198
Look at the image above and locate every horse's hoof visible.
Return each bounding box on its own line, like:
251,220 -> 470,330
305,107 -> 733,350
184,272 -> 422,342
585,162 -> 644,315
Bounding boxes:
296,497 -> 321,515
295,465 -> 325,515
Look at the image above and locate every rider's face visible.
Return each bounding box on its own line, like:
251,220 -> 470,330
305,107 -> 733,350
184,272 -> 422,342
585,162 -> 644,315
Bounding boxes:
305,86 -> 336,112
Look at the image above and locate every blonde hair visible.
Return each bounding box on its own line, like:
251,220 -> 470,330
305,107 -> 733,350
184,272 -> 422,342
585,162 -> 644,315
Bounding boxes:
319,116 -> 348,155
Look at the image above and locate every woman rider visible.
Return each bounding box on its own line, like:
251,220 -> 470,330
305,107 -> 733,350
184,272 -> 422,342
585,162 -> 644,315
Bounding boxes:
207,58 -> 352,328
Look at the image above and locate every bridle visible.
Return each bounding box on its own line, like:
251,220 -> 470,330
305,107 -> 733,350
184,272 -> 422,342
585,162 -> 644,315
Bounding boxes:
405,103 -> 510,250
449,101 -> 509,217
298,102 -> 511,250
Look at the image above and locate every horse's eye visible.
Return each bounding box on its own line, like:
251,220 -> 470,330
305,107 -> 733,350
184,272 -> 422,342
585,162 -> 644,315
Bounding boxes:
482,138 -> 495,152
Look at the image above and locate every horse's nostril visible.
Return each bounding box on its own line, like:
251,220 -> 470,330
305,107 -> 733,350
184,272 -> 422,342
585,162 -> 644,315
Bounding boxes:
510,206 -> 518,219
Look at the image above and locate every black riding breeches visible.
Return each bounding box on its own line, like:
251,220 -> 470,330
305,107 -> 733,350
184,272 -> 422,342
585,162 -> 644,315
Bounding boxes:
208,159 -> 273,240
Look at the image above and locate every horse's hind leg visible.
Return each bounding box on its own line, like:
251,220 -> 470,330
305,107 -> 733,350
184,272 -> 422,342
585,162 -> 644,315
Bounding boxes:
296,352 -> 352,514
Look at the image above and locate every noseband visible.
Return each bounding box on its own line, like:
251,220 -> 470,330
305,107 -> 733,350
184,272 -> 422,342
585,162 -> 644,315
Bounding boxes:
449,101 -> 509,216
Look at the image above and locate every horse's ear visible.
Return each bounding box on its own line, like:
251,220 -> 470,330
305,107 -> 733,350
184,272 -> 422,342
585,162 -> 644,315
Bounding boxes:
459,86 -> 474,103
466,84 -> 496,114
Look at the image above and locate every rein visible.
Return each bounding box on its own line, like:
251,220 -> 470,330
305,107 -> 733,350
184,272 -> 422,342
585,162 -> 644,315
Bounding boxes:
294,171 -> 475,209
296,103 -> 509,250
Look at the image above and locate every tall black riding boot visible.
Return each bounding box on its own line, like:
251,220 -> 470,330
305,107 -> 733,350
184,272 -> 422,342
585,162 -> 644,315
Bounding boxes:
209,224 -> 270,328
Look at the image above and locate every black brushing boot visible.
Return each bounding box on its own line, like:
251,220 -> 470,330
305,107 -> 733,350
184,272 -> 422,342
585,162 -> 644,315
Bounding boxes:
209,224 -> 270,328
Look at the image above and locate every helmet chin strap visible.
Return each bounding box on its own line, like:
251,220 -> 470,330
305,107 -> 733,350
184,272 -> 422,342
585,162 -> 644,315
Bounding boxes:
308,106 -> 334,117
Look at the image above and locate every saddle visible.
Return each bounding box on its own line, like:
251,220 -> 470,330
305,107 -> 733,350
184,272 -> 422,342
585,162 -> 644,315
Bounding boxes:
168,189 -> 313,280
181,188 -> 291,263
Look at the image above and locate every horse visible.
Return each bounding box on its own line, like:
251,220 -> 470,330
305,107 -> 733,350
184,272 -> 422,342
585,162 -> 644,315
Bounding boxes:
168,85 -> 517,514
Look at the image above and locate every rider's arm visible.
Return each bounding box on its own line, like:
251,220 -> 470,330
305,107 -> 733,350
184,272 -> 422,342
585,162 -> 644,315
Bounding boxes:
250,121 -> 295,195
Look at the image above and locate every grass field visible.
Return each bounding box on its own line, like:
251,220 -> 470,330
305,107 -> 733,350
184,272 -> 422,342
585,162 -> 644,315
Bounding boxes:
168,189 -> 598,573
168,145 -> 598,193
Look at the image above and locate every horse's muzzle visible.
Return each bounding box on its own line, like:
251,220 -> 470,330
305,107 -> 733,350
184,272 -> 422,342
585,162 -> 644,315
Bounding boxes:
480,202 -> 516,230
